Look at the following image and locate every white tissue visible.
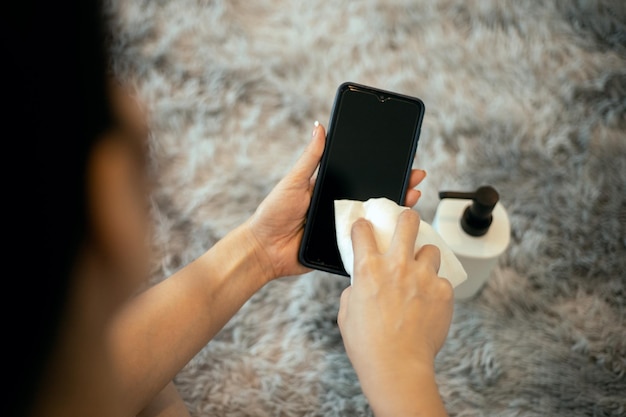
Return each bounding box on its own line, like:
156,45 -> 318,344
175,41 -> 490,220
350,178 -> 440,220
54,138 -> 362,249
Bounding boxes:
334,197 -> 467,287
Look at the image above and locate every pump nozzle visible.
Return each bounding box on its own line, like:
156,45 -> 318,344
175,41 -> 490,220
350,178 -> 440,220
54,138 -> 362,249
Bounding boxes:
439,186 -> 499,237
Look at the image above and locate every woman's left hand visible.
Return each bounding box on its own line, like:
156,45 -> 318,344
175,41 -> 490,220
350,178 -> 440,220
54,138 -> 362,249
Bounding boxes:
246,122 -> 428,281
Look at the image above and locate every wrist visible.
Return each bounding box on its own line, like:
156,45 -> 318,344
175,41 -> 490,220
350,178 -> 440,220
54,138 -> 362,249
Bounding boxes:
358,360 -> 447,417
239,220 -> 277,285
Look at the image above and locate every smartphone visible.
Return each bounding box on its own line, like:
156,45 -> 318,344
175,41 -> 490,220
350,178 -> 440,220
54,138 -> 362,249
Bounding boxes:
298,82 -> 425,276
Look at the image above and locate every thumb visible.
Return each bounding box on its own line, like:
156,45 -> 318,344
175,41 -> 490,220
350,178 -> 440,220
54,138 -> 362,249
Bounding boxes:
290,121 -> 326,181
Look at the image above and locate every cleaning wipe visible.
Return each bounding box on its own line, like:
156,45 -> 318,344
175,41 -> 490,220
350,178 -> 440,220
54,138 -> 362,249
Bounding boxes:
334,197 -> 467,287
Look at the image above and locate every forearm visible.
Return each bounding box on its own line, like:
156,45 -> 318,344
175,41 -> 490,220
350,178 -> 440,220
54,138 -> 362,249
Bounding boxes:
137,382 -> 191,417
360,362 -> 449,417
108,222 -> 272,415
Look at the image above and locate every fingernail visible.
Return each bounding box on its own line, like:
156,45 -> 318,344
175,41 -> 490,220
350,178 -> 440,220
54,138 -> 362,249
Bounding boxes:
312,120 -> 320,138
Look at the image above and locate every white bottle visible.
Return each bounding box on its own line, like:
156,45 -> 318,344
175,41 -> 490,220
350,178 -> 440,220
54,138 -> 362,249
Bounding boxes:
431,186 -> 510,299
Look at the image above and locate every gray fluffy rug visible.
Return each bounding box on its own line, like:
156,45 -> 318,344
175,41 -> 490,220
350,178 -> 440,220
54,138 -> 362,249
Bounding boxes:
104,1 -> 626,416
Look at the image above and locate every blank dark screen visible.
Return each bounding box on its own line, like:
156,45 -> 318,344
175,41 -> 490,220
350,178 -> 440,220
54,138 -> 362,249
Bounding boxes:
303,87 -> 422,274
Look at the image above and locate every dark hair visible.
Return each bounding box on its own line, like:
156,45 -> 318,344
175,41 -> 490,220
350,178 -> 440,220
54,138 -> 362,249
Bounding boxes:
3,1 -> 113,416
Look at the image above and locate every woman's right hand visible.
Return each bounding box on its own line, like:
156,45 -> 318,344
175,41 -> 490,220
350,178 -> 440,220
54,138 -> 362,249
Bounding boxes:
337,209 -> 454,417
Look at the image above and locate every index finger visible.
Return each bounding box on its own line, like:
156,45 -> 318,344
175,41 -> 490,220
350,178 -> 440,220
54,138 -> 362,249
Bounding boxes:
351,218 -> 379,258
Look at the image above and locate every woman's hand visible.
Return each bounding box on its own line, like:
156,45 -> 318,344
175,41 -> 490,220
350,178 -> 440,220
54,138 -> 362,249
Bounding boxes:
337,210 -> 454,417
246,122 -> 428,281
245,122 -> 327,280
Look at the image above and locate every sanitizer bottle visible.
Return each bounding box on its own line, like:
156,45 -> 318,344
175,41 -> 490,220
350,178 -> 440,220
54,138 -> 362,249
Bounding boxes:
431,186 -> 511,299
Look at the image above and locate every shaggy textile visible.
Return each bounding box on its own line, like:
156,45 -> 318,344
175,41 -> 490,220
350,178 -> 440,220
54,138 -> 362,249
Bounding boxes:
104,1 -> 626,416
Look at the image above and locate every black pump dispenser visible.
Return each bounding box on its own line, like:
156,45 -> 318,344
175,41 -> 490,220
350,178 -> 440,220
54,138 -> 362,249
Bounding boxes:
438,186 -> 499,237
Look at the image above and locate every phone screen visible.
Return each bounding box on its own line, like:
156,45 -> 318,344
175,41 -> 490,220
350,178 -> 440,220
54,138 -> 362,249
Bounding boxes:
299,82 -> 425,276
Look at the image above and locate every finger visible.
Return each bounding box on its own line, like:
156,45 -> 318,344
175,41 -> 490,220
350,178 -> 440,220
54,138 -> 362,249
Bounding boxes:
404,188 -> 422,207
404,169 -> 426,206
415,244 -> 441,275
351,218 -> 379,258
290,121 -> 326,182
389,209 -> 420,258
408,169 -> 427,189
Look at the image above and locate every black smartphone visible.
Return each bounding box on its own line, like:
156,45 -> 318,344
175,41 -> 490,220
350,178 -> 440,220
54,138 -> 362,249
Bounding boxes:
298,82 -> 425,276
